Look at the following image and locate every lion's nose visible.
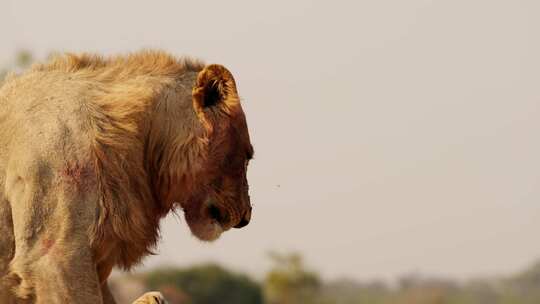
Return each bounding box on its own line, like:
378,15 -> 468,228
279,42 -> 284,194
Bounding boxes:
234,207 -> 252,229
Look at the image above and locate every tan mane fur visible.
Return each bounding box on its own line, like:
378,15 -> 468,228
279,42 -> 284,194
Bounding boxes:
32,51 -> 208,269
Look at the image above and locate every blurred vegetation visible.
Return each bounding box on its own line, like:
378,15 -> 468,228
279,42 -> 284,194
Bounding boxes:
144,264 -> 263,304
0,50 -> 33,83
264,252 -> 324,304
109,255 -> 540,304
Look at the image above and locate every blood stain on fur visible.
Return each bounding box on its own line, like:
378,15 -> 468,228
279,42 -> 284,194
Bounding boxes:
60,161 -> 94,191
41,238 -> 55,256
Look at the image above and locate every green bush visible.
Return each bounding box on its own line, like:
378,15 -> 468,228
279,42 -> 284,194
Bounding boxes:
145,264 -> 263,304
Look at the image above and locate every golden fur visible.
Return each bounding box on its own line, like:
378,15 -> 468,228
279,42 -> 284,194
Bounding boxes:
0,50 -> 253,303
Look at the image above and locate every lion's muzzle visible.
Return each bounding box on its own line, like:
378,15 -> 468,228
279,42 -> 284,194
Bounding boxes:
233,206 -> 251,229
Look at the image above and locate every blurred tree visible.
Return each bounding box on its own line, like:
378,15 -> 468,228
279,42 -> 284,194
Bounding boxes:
145,264 -> 263,304
264,252 -> 325,304
15,50 -> 33,68
1,49 -> 33,84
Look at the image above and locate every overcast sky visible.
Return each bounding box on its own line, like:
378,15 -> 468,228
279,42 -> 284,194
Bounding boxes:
2,0 -> 540,282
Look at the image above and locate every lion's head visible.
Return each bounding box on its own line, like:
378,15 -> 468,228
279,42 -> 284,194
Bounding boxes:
152,64 -> 254,241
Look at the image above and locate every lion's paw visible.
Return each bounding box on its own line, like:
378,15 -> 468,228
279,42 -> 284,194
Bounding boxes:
132,291 -> 168,304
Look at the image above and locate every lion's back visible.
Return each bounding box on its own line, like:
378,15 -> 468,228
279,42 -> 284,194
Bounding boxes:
0,70 -> 98,204
0,70 -> 95,169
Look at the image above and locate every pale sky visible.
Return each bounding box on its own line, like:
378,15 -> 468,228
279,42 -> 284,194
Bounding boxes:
2,0 -> 540,282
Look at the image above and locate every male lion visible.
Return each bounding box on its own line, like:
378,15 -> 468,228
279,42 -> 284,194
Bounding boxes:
0,51 -> 254,303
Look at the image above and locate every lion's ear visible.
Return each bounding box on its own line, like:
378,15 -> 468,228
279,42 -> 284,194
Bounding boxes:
192,64 -> 240,113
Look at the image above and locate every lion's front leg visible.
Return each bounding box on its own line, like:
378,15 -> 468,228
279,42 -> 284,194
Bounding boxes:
132,292 -> 168,304
7,166 -> 105,303
9,242 -> 104,303
8,237 -> 104,303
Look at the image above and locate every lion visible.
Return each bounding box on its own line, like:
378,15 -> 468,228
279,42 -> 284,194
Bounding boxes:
0,50 -> 254,304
